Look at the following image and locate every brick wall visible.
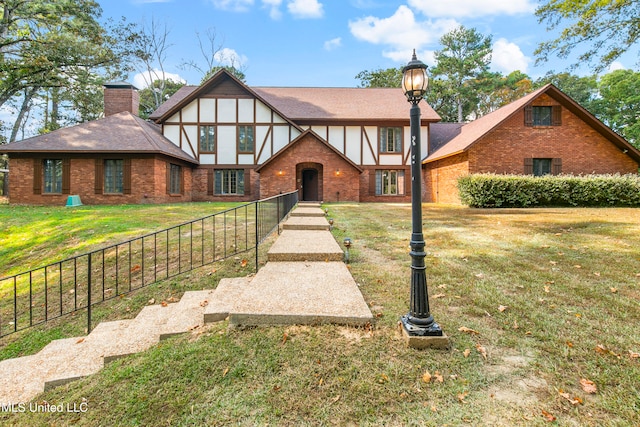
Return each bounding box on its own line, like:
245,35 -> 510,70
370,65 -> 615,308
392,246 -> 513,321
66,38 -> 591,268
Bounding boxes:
470,94 -> 639,175
104,86 -> 140,117
191,167 -> 259,202
423,152 -> 469,204
259,133 -> 360,202
358,167 -> 412,203
8,156 -> 192,205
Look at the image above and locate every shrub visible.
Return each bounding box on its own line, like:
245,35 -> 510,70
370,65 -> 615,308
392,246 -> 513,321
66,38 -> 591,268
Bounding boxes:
457,173 -> 640,208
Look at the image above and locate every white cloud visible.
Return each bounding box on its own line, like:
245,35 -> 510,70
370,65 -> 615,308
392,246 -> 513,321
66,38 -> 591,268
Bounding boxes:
133,70 -> 186,89
262,0 -> 283,19
349,5 -> 457,64
608,61 -> 626,72
214,48 -> 248,67
408,0 -> 535,18
324,37 -> 341,51
287,0 -> 324,19
211,0 -> 254,12
491,38 -> 530,74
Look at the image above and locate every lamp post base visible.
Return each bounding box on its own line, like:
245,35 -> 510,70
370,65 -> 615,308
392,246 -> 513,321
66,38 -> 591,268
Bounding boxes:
399,317 -> 449,350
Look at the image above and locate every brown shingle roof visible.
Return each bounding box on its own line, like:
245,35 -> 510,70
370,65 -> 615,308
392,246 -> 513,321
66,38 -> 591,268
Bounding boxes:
148,69 -> 441,124
0,112 -> 198,165
253,87 -> 441,122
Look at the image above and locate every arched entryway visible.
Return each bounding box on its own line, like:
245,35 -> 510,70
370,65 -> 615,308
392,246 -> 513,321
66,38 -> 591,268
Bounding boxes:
297,162 -> 323,201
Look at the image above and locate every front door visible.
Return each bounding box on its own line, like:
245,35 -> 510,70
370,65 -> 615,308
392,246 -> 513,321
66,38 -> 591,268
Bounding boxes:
302,169 -> 319,201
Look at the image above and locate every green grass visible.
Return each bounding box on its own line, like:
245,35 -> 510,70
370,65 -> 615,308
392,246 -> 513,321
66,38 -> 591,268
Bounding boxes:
1,203 -> 639,426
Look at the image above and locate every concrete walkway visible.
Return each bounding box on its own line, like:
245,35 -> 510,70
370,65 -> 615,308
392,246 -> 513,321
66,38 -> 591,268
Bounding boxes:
0,202 -> 373,404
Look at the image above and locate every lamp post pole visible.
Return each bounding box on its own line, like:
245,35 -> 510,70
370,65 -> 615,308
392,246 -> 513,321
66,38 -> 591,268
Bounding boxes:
400,50 -> 444,338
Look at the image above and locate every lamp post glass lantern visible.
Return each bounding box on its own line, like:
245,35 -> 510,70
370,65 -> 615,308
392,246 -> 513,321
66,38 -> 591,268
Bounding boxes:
400,50 -> 443,337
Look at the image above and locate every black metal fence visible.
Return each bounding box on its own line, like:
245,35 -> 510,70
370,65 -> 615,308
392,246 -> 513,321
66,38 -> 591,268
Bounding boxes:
0,191 -> 298,338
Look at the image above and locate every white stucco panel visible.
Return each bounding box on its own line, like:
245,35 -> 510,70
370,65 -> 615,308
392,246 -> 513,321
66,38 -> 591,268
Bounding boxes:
166,112 -> 180,124
164,125 -> 181,146
217,99 -> 237,123
362,126 -> 378,165
379,154 -> 403,166
291,128 -> 301,140
312,126 -> 328,140
255,100 -> 272,123
238,99 -> 255,123
272,126 -> 290,153
217,126 -> 237,164
345,127 -> 361,163
238,154 -> 254,164
200,154 -> 216,165
272,113 -> 286,124
183,125 -> 198,157
199,99 -> 216,122
182,100 -> 198,122
328,127 -> 344,153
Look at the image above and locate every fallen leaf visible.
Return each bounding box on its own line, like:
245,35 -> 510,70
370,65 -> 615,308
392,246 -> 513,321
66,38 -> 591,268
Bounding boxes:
222,367 -> 230,377
432,293 -> 446,299
549,261 -> 557,265
199,300 -> 209,307
476,344 -> 487,360
330,395 -> 341,404
513,320 -> 519,329
566,341 -> 574,348
544,286 -> 550,293
594,272 -> 601,277
457,391 -> 468,403
282,333 -> 289,344
559,390 -> 583,406
475,273 -> 484,279
595,344 -> 608,354
458,326 -> 479,335
610,287 -> 618,293
167,297 -> 178,303
161,301 -> 168,307
628,350 -> 639,359
580,378 -> 597,394
76,338 -> 85,344
240,259 -> 248,267
433,371 -> 444,383
430,405 -> 437,412
574,265 -> 582,269
148,298 -> 155,305
463,348 -> 471,358
131,265 -> 141,273
422,371 -> 432,383
541,409 -> 556,422
378,373 -> 389,384
437,284 -> 448,289
498,305 -> 508,312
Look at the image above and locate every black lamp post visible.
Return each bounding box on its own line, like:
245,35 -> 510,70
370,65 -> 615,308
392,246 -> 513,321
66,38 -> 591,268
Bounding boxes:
400,50 -> 443,337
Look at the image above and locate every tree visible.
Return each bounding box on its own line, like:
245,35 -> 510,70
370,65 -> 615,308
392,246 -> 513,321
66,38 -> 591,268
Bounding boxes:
200,66 -> 246,84
592,69 -> 640,148
355,67 -> 402,88
535,72 -> 598,111
430,26 -> 492,122
138,79 -> 185,119
535,0 -> 640,72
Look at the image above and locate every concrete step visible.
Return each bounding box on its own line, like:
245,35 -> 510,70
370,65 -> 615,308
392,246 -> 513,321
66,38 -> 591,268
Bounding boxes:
298,202 -> 321,208
228,261 -> 373,327
268,230 -> 343,262
282,216 -> 329,230
290,207 -> 326,217
0,354 -> 43,404
204,277 -> 252,323
161,290 -> 216,338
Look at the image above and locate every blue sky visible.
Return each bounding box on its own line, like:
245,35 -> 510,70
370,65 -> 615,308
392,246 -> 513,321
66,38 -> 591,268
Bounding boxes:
100,0 -> 632,89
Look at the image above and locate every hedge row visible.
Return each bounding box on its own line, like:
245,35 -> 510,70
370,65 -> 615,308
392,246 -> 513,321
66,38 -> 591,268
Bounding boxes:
457,173 -> 640,208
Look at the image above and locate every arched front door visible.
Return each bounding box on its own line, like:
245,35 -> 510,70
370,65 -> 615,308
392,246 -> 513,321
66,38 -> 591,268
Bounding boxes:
302,168 -> 319,201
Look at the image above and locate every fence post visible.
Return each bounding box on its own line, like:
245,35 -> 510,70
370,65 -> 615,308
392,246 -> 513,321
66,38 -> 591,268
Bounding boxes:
255,201 -> 260,271
87,254 -> 92,333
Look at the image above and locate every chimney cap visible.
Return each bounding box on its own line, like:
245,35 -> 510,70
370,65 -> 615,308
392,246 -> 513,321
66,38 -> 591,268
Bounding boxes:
104,81 -> 139,90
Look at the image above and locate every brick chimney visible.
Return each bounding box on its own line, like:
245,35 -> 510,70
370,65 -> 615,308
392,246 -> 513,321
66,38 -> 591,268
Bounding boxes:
104,82 -> 140,116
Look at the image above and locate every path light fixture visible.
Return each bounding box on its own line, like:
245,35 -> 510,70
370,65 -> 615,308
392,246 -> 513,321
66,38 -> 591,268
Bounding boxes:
399,50 -> 446,346
343,237 -> 352,264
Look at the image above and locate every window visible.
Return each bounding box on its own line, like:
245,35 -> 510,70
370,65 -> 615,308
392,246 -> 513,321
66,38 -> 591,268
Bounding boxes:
533,106 -> 552,126
43,159 -> 63,193
169,164 -> 182,194
200,125 -> 216,152
238,125 -> 254,153
380,127 -> 402,153
525,105 -> 561,127
104,159 -> 124,193
215,169 -> 245,195
533,158 -> 552,176
525,158 -> 562,176
375,170 -> 405,195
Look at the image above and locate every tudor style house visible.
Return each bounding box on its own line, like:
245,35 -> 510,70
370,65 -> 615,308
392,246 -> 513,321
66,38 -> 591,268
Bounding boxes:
1,70 -> 638,205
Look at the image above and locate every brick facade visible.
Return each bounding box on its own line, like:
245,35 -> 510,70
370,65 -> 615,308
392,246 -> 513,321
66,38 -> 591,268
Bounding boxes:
8,155 -> 191,205
104,85 -> 140,117
423,93 -> 639,203
258,133 -> 361,202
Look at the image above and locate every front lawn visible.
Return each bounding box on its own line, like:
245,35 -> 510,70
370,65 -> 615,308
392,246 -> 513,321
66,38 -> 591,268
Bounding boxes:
1,203 -> 638,426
